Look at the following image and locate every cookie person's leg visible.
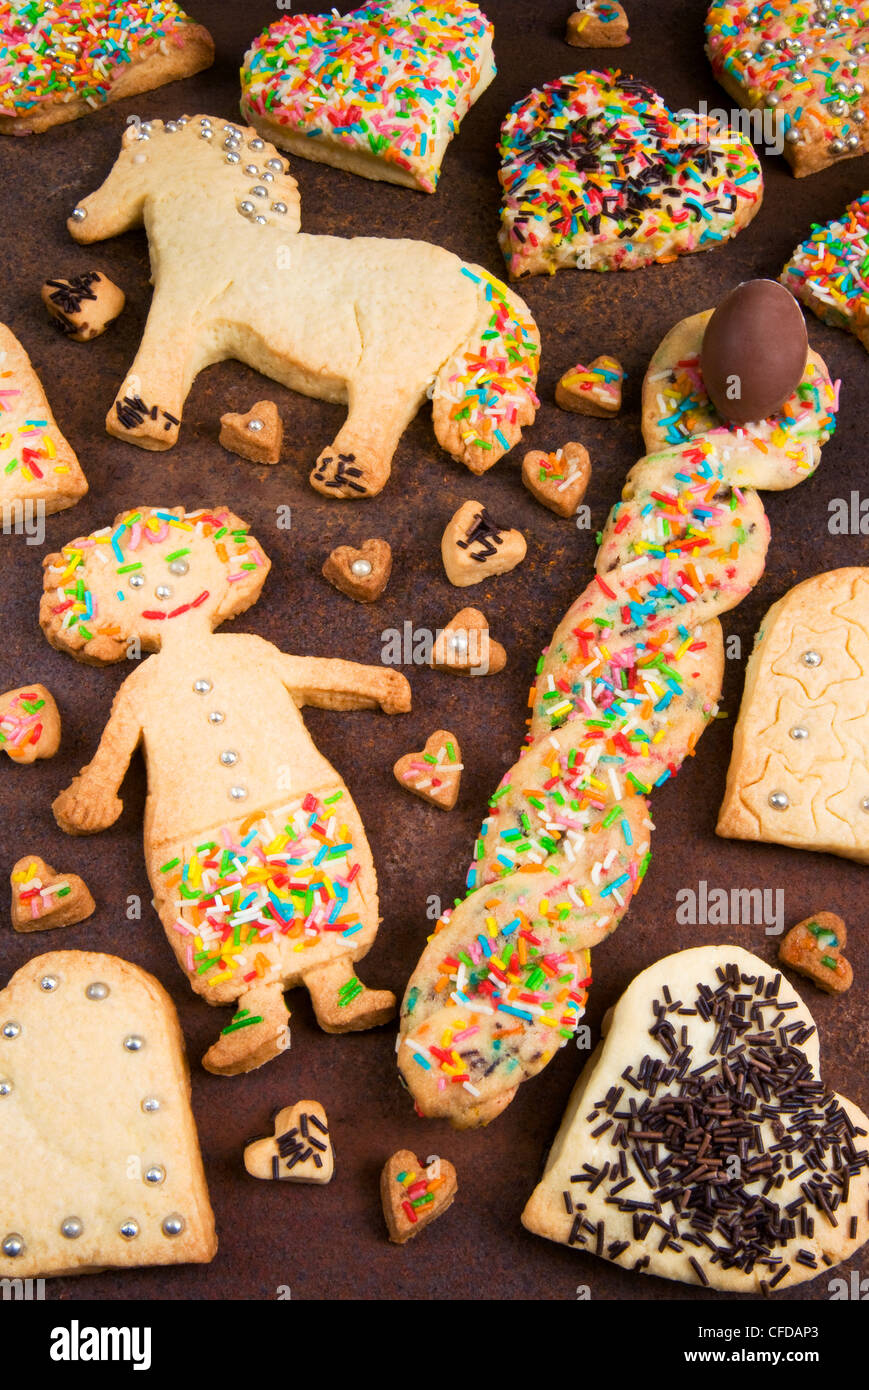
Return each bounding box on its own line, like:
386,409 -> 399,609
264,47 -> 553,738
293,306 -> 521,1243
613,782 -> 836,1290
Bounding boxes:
303,955 -> 396,1034
201,979 -> 291,1076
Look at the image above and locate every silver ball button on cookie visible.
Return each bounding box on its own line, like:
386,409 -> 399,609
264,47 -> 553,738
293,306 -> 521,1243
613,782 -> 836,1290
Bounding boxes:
162,1214 -> 185,1237
351,558 -> 372,577
768,792 -> 789,810
247,418 -> 264,432
2,1022 -> 20,1039
219,750 -> 239,767
119,1220 -> 139,1240
169,558 -> 189,576
86,982 -> 109,1000
2,1234 -> 24,1257
789,726 -> 809,740
193,679 -> 212,694
61,1218 -> 83,1239
155,584 -> 173,600
124,1035 -> 144,1052
129,572 -> 145,589
801,650 -> 821,667
229,785 -> 248,801
142,1097 -> 161,1113
0,1081 -> 12,1096
208,711 -> 225,725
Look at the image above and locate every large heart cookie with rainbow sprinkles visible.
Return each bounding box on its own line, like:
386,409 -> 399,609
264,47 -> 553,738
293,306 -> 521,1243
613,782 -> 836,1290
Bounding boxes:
781,192 -> 869,351
240,0 -> 495,192
706,2 -> 869,177
497,70 -> 763,278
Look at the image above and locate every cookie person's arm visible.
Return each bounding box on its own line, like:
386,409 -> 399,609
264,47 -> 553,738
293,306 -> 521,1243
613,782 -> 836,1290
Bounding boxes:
52,674 -> 144,834
276,654 -> 411,715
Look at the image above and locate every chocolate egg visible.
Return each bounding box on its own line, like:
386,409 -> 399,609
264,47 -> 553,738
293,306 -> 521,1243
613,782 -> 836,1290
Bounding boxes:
700,279 -> 808,425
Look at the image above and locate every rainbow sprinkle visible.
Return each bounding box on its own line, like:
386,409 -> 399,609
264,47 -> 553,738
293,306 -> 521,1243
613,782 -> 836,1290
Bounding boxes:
781,192 -> 869,349
240,0 -> 494,192
0,690 -> 47,757
498,69 -> 762,277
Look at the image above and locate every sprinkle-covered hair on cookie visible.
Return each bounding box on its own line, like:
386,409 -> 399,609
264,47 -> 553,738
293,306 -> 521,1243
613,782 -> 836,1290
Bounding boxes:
40,506 -> 270,665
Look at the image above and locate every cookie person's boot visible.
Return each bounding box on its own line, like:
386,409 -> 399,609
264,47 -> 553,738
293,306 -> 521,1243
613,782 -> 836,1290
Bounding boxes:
202,980 -> 291,1075
305,955 -> 396,1033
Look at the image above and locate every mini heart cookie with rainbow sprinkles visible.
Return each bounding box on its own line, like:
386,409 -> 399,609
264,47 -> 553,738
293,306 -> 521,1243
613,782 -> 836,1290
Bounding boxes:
240,0 -> 495,192
497,70 -> 763,279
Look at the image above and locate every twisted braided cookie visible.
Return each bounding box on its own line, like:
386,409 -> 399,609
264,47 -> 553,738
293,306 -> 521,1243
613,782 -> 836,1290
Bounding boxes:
397,308 -> 839,1129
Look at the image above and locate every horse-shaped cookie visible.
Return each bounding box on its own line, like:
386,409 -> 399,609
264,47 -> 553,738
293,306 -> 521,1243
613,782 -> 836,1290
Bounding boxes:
67,115 -> 540,498
42,506 -> 411,1074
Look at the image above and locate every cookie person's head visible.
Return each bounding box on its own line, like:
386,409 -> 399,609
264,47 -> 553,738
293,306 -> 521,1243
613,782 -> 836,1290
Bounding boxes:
40,507 -> 271,665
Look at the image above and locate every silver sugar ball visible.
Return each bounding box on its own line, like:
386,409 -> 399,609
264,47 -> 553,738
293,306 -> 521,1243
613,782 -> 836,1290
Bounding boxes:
85,982 -> 109,1000
129,572 -> 145,589
768,791 -> 790,811
2,1022 -> 20,1040
155,584 -> 173,600
0,1081 -> 12,1097
247,418 -> 264,431
145,1165 -> 165,1185
249,138 -> 264,150
2,1235 -> 24,1257
238,200 -> 255,216
272,202 -> 288,214
124,1035 -> 144,1052
266,157 -> 283,171
789,726 -> 809,741
71,207 -> 87,222
208,710 -> 225,724
225,151 -> 240,165
162,1214 -> 186,1237
229,785 -> 248,801
119,1220 -> 139,1240
219,750 -> 239,766
194,678 -> 212,694
861,797 -> 869,813
40,975 -> 58,992
254,215 -> 267,225
142,1097 -> 161,1113
250,185 -> 268,198
61,1218 -> 83,1239
801,650 -> 822,667
169,558 -> 189,576
351,558 -> 372,577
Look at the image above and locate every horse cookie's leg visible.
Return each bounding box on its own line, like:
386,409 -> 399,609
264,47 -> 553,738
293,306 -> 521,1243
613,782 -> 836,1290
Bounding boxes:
106,290 -> 201,450
202,980 -> 291,1076
304,955 -> 396,1033
309,378 -> 417,499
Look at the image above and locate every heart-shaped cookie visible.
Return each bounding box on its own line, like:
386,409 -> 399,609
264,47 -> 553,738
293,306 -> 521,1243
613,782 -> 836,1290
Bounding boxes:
717,569 -> 869,864
523,945 -> 869,1291
240,1 -> 496,192
219,400 -> 282,464
394,730 -> 463,809
381,1149 -> 457,1243
522,443 -> 590,517
244,1101 -> 334,1183
567,1 -> 629,48
780,911 -> 852,995
498,69 -> 762,278
41,271 -> 125,342
781,193 -> 869,353
0,950 -> 217,1279
10,856 -> 95,933
0,684 -> 60,762
430,607 -> 506,677
706,2 -> 869,177
323,538 -> 392,602
441,500 -> 526,587
556,355 -> 623,416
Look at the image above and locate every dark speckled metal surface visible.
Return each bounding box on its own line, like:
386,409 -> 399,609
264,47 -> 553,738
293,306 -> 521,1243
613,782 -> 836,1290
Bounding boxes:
1,0 -> 867,1302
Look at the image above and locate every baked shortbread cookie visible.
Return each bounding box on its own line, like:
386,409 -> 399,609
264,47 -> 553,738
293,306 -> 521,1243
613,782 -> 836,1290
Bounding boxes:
498,70 -> 762,278
717,568 -> 869,864
522,946 -> 869,1292
0,1 -> 213,136
0,684 -> 60,762
240,0 -> 495,192
67,115 -> 539,497
0,323 -> 88,523
706,2 -> 869,177
0,950 -> 217,1279
397,307 -> 838,1130
42,506 -> 410,1076
781,193 -> 869,352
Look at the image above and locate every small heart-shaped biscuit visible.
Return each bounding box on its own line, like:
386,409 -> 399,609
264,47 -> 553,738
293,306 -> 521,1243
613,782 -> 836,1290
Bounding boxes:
567,2 -> 629,48
556,356 -> 624,416
779,912 -> 852,995
323,538 -> 392,602
10,856 -> 95,933
430,607 -> 506,677
244,1101 -> 334,1183
0,685 -> 60,762
219,401 -> 283,465
41,271 -> 125,342
394,730 -> 463,810
381,1149 -> 457,1244
522,443 -> 591,517
441,501 -> 526,587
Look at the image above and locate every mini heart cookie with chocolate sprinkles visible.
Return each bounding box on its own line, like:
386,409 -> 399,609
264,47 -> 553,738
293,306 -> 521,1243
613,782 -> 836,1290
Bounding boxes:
394,730 -> 463,809
0,685 -> 60,762
10,856 -> 95,933
498,69 -> 762,279
522,443 -> 591,517
567,1 -> 629,48
244,1101 -> 334,1183
779,911 -> 852,995
523,945 -> 869,1291
441,500 -> 526,587
430,607 -> 506,677
240,0 -> 495,192
219,400 -> 282,465
323,538 -> 392,602
381,1148 -> 457,1243
556,355 -> 624,416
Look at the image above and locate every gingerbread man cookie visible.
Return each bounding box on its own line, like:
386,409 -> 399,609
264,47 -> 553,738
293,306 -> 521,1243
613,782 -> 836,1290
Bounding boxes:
0,323 -> 88,524
0,950 -> 217,1279
398,301 -> 838,1129
717,569 -> 869,864
498,70 -> 762,278
68,116 -> 539,498
42,506 -> 411,1076
523,946 -> 869,1291
241,1 -> 495,192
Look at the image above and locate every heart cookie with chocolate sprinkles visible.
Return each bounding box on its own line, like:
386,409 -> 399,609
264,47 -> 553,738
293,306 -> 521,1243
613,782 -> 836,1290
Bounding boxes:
381,1148 -> 457,1243
498,69 -> 762,279
441,500 -> 526,587
244,1101 -> 334,1183
523,945 -> 869,1291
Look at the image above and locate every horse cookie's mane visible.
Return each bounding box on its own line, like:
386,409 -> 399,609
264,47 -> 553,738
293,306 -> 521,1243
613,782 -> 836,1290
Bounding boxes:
122,114 -> 302,234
